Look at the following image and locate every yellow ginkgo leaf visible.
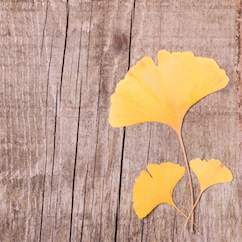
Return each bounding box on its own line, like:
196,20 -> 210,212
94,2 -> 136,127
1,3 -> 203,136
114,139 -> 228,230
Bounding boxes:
190,158 -> 233,193
109,50 -> 229,135
133,162 -> 195,223
184,158 -> 233,228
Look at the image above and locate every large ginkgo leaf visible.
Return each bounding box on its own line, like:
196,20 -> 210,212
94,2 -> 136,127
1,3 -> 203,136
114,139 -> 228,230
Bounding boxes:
109,50 -> 229,134
133,162 -> 187,219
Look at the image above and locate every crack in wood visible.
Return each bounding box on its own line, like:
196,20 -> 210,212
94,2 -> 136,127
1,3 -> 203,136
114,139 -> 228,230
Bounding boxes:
79,0 -> 94,241
60,0 -> 69,103
115,1 -> 135,241
40,0 -> 49,57
69,28 -> 83,242
39,27 -> 54,242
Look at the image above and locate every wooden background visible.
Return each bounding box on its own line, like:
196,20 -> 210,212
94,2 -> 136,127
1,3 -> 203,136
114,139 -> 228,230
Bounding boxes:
0,0 -> 241,241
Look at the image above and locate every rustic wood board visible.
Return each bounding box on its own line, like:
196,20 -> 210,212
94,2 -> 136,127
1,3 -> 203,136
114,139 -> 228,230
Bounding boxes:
0,0 -> 241,241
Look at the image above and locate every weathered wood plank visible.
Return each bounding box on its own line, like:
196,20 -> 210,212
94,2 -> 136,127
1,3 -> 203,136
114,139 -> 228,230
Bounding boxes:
0,0 -> 241,241
40,0 -> 78,241
0,1 -> 51,241
70,1 -> 134,241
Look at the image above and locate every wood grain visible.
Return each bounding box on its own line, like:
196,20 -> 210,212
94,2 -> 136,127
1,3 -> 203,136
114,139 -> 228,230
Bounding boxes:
0,0 -> 241,241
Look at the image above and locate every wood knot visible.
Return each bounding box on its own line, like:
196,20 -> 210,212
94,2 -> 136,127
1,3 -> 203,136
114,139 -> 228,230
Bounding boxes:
114,34 -> 129,51
115,35 -> 122,49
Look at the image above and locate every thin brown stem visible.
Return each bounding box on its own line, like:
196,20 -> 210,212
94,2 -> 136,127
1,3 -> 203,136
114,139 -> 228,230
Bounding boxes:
183,192 -> 202,229
178,132 -> 194,233
171,204 -> 198,227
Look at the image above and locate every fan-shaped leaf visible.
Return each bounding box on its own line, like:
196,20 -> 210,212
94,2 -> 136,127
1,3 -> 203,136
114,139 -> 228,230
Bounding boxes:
184,158 -> 233,229
190,158 -> 233,193
133,162 -> 191,221
109,50 -> 229,134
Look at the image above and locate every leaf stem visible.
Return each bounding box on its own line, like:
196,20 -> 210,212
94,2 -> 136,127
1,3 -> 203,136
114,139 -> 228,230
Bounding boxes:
178,132 -> 194,233
183,192 -> 202,229
171,204 -> 198,227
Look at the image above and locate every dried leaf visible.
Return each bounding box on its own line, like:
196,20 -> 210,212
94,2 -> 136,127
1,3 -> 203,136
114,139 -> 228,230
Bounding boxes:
190,158 -> 233,193
133,162 -> 191,220
109,50 -> 229,134
184,158 -> 233,228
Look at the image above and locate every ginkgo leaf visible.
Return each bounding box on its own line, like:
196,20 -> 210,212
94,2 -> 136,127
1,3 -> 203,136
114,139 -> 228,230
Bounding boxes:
109,50 -> 229,134
133,162 -> 197,224
184,158 -> 233,228
190,158 -> 233,193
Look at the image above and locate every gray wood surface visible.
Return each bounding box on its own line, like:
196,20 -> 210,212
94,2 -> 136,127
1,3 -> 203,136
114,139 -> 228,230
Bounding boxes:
0,0 -> 241,241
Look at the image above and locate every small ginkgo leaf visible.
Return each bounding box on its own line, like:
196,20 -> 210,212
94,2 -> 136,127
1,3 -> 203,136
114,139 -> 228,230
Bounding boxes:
132,162 -> 194,222
109,50 -> 229,134
190,158 -> 233,193
184,158 -> 233,229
